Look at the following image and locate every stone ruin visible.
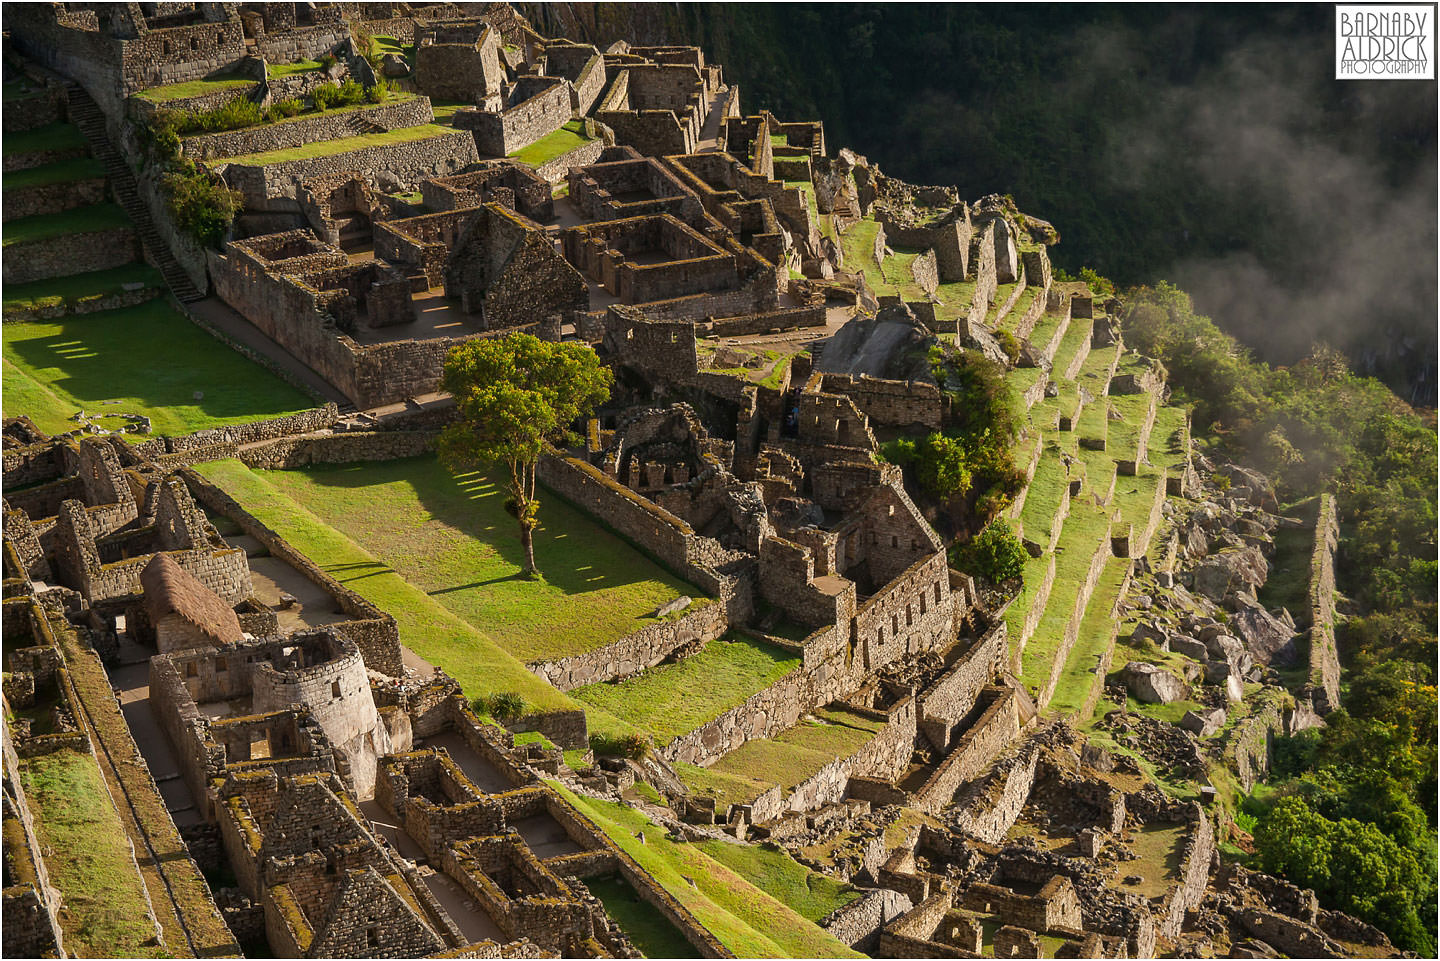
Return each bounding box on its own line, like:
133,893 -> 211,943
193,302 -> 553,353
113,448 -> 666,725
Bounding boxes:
0,3 -> 1406,959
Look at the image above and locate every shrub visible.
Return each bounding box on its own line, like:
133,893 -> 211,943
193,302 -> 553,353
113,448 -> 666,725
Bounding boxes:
338,79 -> 365,105
589,732 -> 650,760
365,79 -> 391,104
311,82 -> 341,111
175,97 -> 263,135
950,520 -> 1028,585
162,164 -> 242,247
273,97 -> 303,118
996,329 -> 1022,366
485,691 -> 527,723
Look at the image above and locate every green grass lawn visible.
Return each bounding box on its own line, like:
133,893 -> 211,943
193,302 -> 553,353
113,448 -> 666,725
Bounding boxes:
553,784 -> 864,959
266,59 -> 323,78
585,875 -> 696,958
3,202 -> 131,246
510,120 -> 593,167
2,156 -> 105,190
1047,556 -> 1130,715
223,123 -> 458,165
253,455 -> 697,662
571,633 -> 800,744
2,121 -> 87,157
18,750 -> 169,957
675,760 -> 775,811
2,301 -> 314,436
701,706 -> 885,796
3,263 -> 165,312
132,75 -> 254,102
698,840 -> 859,923
192,459 -> 642,738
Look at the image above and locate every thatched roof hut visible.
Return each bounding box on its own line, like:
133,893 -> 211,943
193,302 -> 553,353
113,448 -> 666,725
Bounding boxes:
140,553 -> 243,647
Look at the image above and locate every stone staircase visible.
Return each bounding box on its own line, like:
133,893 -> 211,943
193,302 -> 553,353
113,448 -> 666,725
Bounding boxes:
65,84 -> 205,303
343,112 -> 388,137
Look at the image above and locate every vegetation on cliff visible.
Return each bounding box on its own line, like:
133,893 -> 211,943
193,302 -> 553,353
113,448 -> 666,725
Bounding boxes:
1119,282 -> 1437,953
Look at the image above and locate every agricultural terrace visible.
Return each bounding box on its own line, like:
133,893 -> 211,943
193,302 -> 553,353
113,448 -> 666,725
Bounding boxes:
2,300 -> 314,437
571,633 -> 800,744
553,784 -> 864,959
251,454 -> 699,662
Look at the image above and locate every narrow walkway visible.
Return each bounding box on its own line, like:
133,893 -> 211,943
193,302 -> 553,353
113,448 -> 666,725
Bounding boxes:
184,297 -> 350,405
696,85 -> 730,152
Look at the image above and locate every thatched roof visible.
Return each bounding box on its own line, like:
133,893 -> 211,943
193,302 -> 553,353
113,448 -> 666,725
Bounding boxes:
140,553 -> 242,646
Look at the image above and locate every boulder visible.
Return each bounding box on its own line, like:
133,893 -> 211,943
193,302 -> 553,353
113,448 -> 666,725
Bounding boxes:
1218,464 -> 1276,506
1180,707 -> 1226,738
1168,633 -> 1210,662
1121,661 -> 1188,704
1129,621 -> 1168,648
382,53 -> 411,77
1194,546 -> 1269,602
1229,594 -> 1298,666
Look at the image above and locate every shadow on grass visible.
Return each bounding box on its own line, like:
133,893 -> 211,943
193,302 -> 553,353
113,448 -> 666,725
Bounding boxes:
3,302 -> 311,423
273,454 -> 693,601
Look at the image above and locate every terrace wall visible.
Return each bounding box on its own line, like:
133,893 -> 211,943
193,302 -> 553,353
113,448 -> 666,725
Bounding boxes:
222,129 -> 478,209
526,599 -> 727,690
1,226 -> 138,285
180,96 -> 435,160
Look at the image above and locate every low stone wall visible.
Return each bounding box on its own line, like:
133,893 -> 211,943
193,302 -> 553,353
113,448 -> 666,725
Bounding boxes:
661,664 -> 813,766
2,285 -> 161,324
166,404 -> 339,452
2,174 -> 108,220
1306,493 -> 1341,713
2,226 -> 138,285
706,304 -> 824,337
238,430 -> 436,470
127,83 -> 262,125
534,137 -> 607,184
781,699 -> 916,818
181,96 -> 435,161
821,888 -> 914,951
1156,808 -> 1216,939
527,599 -> 727,690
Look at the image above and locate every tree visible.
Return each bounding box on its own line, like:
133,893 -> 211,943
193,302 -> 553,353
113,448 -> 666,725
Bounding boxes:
438,333 -> 612,577
950,520 -> 1028,585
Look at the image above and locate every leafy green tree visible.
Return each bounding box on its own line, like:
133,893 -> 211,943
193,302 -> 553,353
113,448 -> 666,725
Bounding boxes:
950,520 -> 1028,585
439,333 -> 612,577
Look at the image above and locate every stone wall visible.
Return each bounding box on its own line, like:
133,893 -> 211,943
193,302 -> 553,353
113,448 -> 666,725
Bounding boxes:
821,887 -> 914,952
533,136 -> 606,185
222,129 -> 479,210
118,20 -> 247,94
917,623 -> 1007,751
181,96 -> 435,161
461,77 -> 572,156
535,451 -> 751,621
1306,493 -> 1341,713
819,373 -> 943,430
949,742 -> 1041,842
238,430 -> 436,470
1,226 -> 138,285
913,688 -> 1019,813
2,174 -> 108,221
527,598 -> 726,689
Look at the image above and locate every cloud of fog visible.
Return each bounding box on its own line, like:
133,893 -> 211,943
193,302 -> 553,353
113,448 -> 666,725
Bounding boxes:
1104,28 -> 1437,402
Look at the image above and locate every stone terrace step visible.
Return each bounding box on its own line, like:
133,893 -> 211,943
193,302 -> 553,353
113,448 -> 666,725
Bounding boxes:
65,84 -> 204,303
1051,315 -> 1094,382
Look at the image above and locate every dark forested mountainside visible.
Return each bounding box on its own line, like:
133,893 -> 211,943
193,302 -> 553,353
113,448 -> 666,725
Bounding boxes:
523,2 -> 1438,404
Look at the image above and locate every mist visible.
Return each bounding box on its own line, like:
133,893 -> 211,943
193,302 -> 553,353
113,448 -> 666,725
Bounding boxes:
1104,27 -> 1437,403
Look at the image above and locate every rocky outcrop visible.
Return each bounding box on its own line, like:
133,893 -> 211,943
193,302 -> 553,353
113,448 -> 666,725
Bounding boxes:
1121,661 -> 1187,704
1229,595 -> 1298,667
